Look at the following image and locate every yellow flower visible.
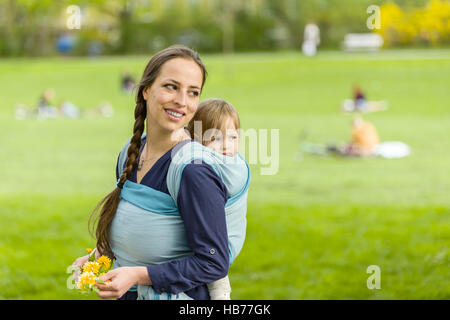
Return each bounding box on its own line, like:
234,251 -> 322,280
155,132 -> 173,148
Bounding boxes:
82,261 -> 101,274
97,256 -> 111,270
76,272 -> 97,290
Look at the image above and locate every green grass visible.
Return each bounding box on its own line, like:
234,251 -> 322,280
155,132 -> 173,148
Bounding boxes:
0,49 -> 449,299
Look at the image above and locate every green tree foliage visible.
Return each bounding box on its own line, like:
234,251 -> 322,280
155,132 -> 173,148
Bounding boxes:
0,0 -> 447,57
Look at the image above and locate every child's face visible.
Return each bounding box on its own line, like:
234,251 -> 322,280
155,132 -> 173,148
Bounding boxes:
204,117 -> 239,157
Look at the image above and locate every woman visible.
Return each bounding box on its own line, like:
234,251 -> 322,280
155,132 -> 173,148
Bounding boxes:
72,45 -> 231,300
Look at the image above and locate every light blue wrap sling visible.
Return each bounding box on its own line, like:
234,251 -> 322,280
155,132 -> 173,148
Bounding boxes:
110,136 -> 250,300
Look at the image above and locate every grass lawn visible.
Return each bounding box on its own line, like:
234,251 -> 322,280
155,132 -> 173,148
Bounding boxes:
0,49 -> 449,299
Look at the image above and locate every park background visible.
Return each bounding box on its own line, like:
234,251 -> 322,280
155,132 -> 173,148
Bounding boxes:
0,0 -> 449,299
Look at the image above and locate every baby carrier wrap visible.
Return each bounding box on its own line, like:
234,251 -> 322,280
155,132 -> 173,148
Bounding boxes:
110,137 -> 250,300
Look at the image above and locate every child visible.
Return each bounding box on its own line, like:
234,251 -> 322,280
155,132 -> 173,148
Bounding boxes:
186,98 -> 246,300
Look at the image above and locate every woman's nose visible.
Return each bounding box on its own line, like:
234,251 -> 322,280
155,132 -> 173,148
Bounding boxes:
174,91 -> 187,107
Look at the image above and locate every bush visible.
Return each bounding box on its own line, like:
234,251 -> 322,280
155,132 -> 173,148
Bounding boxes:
376,0 -> 450,47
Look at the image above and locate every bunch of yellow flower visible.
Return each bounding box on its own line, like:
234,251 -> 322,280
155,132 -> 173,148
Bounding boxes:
72,248 -> 114,294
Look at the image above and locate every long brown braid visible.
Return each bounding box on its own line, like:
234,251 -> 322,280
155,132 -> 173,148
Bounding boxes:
88,45 -> 207,258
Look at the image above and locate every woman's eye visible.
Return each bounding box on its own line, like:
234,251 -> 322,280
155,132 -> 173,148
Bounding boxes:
164,84 -> 177,90
189,90 -> 200,97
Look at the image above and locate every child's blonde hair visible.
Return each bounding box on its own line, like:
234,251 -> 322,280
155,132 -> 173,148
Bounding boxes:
187,98 -> 240,142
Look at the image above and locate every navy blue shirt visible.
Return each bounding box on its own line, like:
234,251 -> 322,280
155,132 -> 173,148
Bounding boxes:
115,137 -> 229,300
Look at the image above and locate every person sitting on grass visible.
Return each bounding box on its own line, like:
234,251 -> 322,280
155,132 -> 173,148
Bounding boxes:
300,116 -> 380,158
121,72 -> 136,94
36,88 -> 59,119
335,116 -> 380,157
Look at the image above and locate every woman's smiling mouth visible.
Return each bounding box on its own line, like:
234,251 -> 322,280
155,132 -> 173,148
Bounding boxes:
164,108 -> 185,121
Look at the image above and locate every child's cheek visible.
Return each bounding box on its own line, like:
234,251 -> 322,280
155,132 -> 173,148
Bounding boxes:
233,139 -> 239,155
205,141 -> 221,153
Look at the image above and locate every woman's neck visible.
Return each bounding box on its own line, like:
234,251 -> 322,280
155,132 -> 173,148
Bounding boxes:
143,126 -> 188,158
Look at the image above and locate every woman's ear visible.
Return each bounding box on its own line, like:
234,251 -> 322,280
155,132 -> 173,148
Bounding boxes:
142,86 -> 149,101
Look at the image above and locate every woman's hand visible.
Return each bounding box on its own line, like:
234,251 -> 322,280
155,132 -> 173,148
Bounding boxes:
95,266 -> 150,299
71,255 -> 89,283
72,254 -> 89,268
71,248 -> 100,282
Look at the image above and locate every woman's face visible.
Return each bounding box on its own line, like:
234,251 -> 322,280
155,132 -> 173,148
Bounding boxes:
143,57 -> 203,134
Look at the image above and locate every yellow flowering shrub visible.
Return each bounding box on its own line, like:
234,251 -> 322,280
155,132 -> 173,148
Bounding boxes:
376,0 -> 450,46
419,0 -> 450,44
376,2 -> 410,45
